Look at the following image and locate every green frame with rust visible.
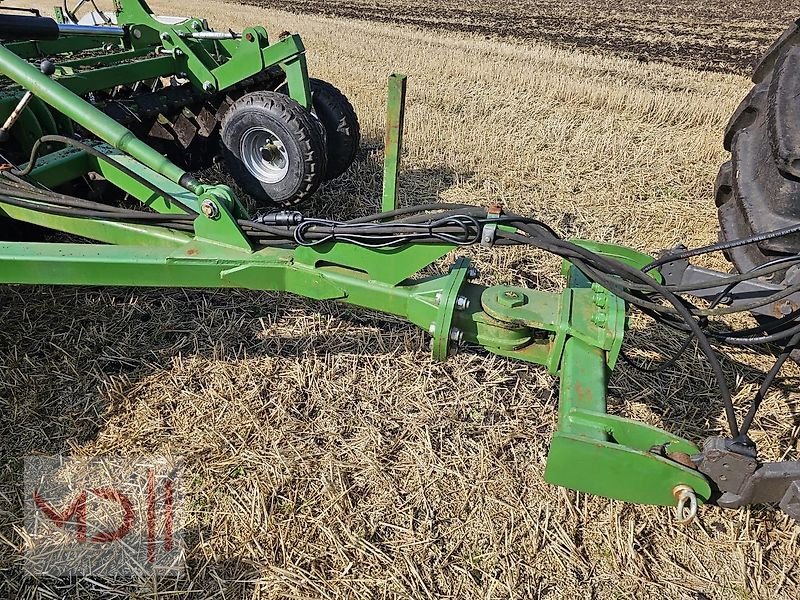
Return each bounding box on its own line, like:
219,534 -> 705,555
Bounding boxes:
0,9 -> 712,511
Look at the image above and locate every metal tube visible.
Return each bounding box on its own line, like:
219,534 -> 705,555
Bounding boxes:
382,73 -> 407,213
56,23 -> 126,38
0,43 -> 200,193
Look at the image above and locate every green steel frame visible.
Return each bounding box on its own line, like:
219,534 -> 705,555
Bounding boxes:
0,3 -> 713,514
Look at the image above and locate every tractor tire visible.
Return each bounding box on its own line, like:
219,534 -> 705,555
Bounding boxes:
220,90 -> 327,206
716,19 -> 800,277
717,21 -> 800,361
309,78 -> 361,181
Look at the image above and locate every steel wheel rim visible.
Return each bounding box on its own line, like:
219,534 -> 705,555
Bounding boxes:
240,126 -> 290,184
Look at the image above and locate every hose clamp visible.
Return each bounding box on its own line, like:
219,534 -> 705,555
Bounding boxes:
481,203 -> 502,247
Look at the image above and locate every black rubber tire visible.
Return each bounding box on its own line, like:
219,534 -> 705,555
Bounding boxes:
309,78 -> 361,181
220,90 -> 327,205
718,21 -> 800,362
716,19 -> 800,275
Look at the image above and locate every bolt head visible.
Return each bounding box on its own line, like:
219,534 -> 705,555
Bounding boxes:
201,199 -> 220,219
203,81 -> 216,93
591,311 -> 608,327
449,328 -> 463,344
132,28 -> 143,39
593,292 -> 608,308
466,267 -> 479,280
455,296 -> 470,311
780,301 -> 794,316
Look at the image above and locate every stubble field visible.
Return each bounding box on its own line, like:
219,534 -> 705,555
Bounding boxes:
246,0 -> 796,73
2,0 -> 800,598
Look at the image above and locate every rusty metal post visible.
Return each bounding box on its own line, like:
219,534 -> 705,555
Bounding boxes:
382,73 -> 407,213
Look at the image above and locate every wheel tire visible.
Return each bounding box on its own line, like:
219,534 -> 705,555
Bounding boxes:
309,78 -> 361,181
718,22 -> 800,361
716,20 -> 800,275
220,90 -> 327,205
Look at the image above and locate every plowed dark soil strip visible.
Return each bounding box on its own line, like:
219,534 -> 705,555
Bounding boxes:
241,0 -> 797,74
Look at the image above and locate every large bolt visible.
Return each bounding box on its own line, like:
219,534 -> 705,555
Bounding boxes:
466,267 -> 480,280
201,199 -> 220,220
591,311 -> 608,327
497,290 -> 527,309
455,296 -> 470,311
593,292 -> 608,308
779,301 -> 795,316
203,81 -> 216,93
449,328 -> 463,344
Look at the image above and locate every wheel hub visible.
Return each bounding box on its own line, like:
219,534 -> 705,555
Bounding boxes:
240,127 -> 289,184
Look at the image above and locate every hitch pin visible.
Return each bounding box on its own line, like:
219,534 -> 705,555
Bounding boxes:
672,485 -> 698,525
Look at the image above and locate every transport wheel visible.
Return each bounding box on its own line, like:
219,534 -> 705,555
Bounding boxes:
220,91 -> 327,205
309,78 -> 361,181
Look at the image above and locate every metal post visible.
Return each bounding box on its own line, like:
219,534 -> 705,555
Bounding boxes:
382,73 -> 407,213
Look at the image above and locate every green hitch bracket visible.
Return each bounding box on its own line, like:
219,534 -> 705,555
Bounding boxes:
545,335 -> 712,507
476,257 -> 712,510
430,257 -> 471,360
382,73 -> 407,214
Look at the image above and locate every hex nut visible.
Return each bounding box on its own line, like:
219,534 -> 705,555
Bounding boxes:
497,290 -> 527,309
